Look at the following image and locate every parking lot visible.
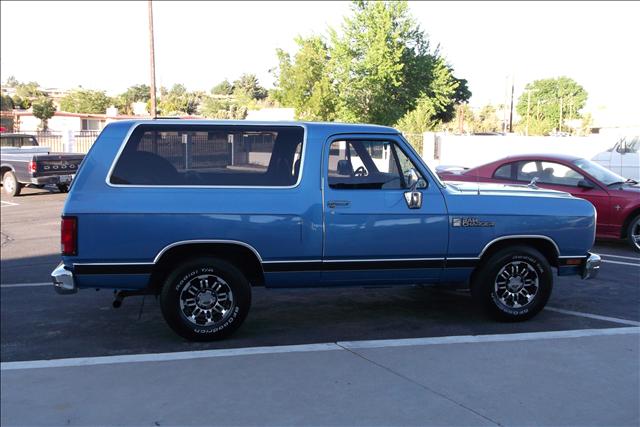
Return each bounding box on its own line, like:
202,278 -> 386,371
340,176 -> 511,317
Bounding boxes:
2,188 -> 639,426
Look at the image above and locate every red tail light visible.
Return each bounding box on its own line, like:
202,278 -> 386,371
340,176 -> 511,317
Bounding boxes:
61,216 -> 77,256
28,160 -> 37,174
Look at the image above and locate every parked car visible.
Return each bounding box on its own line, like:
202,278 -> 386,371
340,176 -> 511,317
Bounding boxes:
1,133 -> 85,196
591,135 -> 640,181
437,154 -> 640,251
52,120 -> 600,341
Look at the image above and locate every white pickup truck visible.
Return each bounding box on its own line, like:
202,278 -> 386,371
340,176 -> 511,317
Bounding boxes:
592,136 -> 640,181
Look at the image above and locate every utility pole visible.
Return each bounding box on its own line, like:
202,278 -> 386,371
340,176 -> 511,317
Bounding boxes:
503,75 -> 509,133
508,76 -> 514,133
559,97 -> 563,133
148,0 -> 157,118
526,90 -> 531,136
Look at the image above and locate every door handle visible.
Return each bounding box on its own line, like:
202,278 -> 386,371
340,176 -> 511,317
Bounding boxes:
327,200 -> 351,208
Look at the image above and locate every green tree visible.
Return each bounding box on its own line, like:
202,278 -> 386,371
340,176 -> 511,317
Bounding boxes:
474,104 -> 500,133
15,81 -> 44,100
10,95 -> 30,110
0,94 -> 14,111
272,1 -> 470,130
273,36 -> 336,121
31,97 -> 57,131
60,89 -> 111,114
515,76 -> 588,135
232,74 -> 267,102
114,84 -> 150,115
157,84 -> 201,115
200,97 -> 248,119
3,75 -> 19,88
211,79 -> 234,96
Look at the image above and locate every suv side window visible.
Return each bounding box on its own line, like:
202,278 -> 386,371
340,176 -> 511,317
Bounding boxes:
110,125 -> 304,187
327,140 -> 426,190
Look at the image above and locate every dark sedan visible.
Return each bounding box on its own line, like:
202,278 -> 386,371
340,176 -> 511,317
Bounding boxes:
437,154 -> 640,251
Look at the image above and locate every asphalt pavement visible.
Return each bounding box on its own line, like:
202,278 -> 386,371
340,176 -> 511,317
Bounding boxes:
1,188 -> 639,426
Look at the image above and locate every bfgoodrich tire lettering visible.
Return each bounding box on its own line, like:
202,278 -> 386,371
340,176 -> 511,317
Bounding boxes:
160,258 -> 251,341
472,246 -> 553,321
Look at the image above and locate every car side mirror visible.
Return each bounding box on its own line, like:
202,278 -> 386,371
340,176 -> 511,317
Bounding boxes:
337,159 -> 352,176
577,179 -> 595,189
404,168 -> 422,209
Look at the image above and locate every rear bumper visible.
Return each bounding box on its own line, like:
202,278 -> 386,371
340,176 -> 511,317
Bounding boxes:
581,253 -> 601,280
51,263 -> 77,294
29,174 -> 74,185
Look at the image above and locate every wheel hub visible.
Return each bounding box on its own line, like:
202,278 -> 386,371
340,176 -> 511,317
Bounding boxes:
179,274 -> 234,327
196,290 -> 217,308
494,260 -> 540,309
507,276 -> 524,292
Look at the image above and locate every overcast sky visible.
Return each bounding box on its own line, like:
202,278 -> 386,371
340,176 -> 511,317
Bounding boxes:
1,1 -> 638,115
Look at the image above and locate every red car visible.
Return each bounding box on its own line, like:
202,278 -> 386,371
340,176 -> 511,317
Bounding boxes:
437,154 -> 640,251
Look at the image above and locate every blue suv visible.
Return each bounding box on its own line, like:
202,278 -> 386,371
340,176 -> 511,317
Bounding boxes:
52,120 -> 600,341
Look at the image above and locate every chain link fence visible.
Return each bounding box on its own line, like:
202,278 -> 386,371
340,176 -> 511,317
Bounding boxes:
20,131 -> 100,153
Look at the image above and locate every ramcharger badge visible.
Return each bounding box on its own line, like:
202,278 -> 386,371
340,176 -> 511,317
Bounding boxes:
452,217 -> 495,227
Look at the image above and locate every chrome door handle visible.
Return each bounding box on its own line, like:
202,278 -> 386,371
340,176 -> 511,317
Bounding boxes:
327,200 -> 351,208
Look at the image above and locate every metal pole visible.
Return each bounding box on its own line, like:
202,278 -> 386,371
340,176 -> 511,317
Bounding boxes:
508,76 -> 514,133
559,97 -> 563,133
148,0 -> 157,118
526,90 -> 531,136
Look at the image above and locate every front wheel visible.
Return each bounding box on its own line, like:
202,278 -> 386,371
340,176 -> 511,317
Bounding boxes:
627,215 -> 640,252
160,258 -> 251,341
472,246 -> 553,321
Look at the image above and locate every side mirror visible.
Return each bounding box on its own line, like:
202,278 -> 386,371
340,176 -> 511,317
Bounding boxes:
404,168 -> 422,209
577,179 -> 595,189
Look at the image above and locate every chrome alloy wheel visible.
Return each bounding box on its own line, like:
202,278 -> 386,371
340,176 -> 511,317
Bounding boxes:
179,274 -> 235,327
494,261 -> 539,309
631,217 -> 640,251
4,174 -> 16,194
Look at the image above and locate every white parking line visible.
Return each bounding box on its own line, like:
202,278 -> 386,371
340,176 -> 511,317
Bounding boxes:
546,307 -> 640,326
0,200 -> 19,207
602,259 -> 640,267
2,327 -> 638,371
0,282 -> 50,289
597,253 -> 640,261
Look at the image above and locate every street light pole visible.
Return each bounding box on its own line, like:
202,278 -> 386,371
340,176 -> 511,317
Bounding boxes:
148,0 -> 157,118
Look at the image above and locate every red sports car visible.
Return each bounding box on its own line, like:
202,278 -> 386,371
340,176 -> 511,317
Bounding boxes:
437,154 -> 640,251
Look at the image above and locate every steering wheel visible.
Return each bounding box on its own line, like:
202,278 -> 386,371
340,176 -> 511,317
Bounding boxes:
354,166 -> 368,177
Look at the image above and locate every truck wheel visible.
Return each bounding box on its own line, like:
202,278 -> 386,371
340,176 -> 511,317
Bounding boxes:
2,171 -> 22,197
628,215 -> 640,252
471,246 -> 553,322
57,183 -> 69,193
159,257 -> 251,341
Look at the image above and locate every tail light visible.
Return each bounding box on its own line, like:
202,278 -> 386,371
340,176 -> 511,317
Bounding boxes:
28,160 -> 37,174
61,216 -> 77,256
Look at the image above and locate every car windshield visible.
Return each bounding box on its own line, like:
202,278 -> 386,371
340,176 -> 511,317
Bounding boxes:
573,158 -> 627,185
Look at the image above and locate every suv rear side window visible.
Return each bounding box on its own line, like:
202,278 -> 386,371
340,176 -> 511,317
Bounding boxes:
110,125 -> 304,186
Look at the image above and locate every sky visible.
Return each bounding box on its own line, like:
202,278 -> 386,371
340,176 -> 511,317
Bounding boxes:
1,1 -> 639,117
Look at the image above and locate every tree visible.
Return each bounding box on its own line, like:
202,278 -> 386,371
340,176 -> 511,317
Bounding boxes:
273,36 -> 336,121
32,97 -> 56,131
211,80 -> 234,96
0,94 -> 14,111
515,76 -> 588,135
474,104 -> 500,133
232,74 -> 267,102
114,84 -> 150,115
157,84 -> 201,115
272,1 -> 470,131
3,75 -> 19,88
60,89 -> 111,114
200,97 -> 248,119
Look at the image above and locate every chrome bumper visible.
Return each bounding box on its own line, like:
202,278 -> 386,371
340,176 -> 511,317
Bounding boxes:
581,253 -> 601,280
51,263 -> 77,294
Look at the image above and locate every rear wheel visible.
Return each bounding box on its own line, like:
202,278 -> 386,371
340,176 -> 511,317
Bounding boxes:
56,183 -> 69,193
628,215 -> 640,252
2,171 -> 22,197
159,257 -> 251,341
472,246 -> 553,321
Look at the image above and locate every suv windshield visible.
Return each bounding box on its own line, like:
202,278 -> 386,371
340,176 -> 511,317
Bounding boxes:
573,158 -> 627,185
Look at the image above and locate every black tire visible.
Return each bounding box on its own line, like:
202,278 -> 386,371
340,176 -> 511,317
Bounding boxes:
471,246 -> 553,321
57,183 -> 69,193
627,215 -> 640,252
160,257 -> 251,341
2,171 -> 22,197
